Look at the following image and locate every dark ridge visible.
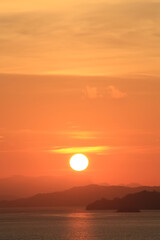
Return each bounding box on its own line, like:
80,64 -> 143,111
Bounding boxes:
86,191 -> 160,211
0,184 -> 160,208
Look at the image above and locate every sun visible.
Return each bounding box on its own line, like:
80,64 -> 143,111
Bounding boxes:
70,154 -> 89,171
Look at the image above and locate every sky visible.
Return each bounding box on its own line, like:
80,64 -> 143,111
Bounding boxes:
0,0 -> 160,186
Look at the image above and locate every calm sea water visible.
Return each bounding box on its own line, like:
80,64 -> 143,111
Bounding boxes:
0,208 -> 160,240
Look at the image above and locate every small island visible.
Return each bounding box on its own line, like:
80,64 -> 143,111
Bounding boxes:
86,191 -> 160,212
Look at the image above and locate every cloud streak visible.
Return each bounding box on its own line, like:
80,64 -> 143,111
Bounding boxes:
60,131 -> 100,139
51,146 -> 110,154
83,84 -> 127,99
0,0 -> 160,75
82,86 -> 102,99
107,85 -> 127,99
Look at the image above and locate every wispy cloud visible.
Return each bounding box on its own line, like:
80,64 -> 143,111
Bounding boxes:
83,84 -> 127,99
107,85 -> 127,99
114,145 -> 160,155
1,0 -> 160,75
11,129 -> 101,140
60,131 -> 101,139
82,86 -> 102,99
50,145 -> 160,155
51,146 -> 110,154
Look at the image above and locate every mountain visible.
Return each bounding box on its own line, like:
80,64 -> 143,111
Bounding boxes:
0,175 -> 92,200
0,184 -> 160,208
120,183 -> 142,188
86,191 -> 160,211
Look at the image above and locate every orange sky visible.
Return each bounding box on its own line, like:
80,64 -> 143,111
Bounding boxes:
0,0 -> 160,186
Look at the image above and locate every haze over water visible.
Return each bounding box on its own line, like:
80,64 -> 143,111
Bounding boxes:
0,209 -> 160,240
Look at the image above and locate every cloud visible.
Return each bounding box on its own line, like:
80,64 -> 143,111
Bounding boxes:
83,85 -> 127,99
60,131 -> 100,139
107,85 -> 127,99
82,86 -> 102,99
50,146 -> 110,154
0,0 -> 160,75
11,129 -> 101,140
114,145 -> 160,155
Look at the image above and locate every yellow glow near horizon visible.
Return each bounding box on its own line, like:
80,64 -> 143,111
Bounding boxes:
51,146 -> 110,154
70,154 -> 89,171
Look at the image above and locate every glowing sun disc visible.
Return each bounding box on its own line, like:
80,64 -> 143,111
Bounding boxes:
70,154 -> 89,171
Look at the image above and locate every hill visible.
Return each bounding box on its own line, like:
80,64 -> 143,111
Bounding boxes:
0,175 -> 92,200
86,191 -> 160,211
0,184 -> 160,208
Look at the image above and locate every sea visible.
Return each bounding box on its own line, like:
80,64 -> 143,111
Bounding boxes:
0,208 -> 160,240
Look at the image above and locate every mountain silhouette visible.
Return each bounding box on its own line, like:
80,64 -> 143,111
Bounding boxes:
0,175 -> 92,200
0,184 -> 160,208
86,191 -> 160,211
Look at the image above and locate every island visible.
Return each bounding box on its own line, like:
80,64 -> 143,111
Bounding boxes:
86,191 -> 160,212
